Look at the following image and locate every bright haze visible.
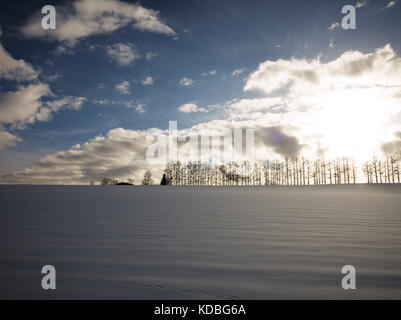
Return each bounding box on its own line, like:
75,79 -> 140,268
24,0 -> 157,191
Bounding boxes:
0,0 -> 400,184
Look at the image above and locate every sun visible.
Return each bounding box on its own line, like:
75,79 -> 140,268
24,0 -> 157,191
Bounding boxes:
312,87 -> 397,162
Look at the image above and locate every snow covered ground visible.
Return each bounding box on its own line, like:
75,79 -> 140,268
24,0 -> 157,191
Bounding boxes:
0,184 -> 400,299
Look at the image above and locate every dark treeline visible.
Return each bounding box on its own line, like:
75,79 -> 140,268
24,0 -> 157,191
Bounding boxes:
363,157 -> 401,184
160,156 -> 401,186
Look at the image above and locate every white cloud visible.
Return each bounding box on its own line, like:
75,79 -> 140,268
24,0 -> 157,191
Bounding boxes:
202,70 -> 217,76
46,96 -> 87,111
328,22 -> 340,31
135,104 -> 146,114
54,41 -> 77,55
1,128 -> 161,184
21,0 -> 175,45
224,97 -> 285,120
106,43 -> 139,65
93,98 -> 113,105
115,81 -> 130,94
386,1 -> 397,8
141,76 -> 154,85
356,1 -> 368,8
0,44 -> 38,81
0,131 -> 20,150
146,52 -> 157,60
179,77 -> 194,86
177,103 -> 208,113
381,131 -> 401,157
46,74 -> 62,82
0,83 -> 52,129
232,68 -> 246,76
93,99 -> 147,111
244,44 -> 400,95
329,38 -> 335,49
237,44 -> 401,160
0,83 -> 86,130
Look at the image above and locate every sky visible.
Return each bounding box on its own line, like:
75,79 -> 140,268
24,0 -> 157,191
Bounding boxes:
0,0 -> 400,184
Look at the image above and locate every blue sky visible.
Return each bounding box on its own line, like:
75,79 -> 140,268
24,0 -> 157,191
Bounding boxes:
0,0 -> 400,183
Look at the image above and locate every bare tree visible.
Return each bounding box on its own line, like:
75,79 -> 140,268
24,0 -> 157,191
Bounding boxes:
142,170 -> 153,185
101,177 -> 119,185
351,159 -> 356,184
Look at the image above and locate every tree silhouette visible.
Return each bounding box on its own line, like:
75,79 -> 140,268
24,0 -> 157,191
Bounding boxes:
160,173 -> 168,185
101,177 -> 118,185
142,170 -> 153,185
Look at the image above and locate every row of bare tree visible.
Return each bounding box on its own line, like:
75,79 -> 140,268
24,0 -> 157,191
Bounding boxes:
160,157 -> 401,186
363,157 -> 401,184
99,170 -> 154,185
96,157 -> 400,186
